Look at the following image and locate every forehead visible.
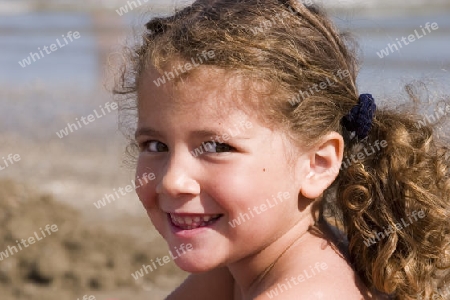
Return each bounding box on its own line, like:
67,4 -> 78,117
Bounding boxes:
137,65 -> 258,121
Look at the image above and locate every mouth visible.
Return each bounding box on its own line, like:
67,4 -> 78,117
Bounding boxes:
168,213 -> 223,230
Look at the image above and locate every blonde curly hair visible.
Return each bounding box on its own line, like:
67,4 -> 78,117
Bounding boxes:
114,0 -> 450,298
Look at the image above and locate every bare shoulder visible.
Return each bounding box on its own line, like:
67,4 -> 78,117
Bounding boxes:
253,234 -> 374,300
254,265 -> 371,300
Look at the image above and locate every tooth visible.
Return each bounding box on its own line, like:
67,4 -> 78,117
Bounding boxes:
194,216 -> 201,222
202,216 -> 211,222
185,217 -> 193,225
177,217 -> 185,224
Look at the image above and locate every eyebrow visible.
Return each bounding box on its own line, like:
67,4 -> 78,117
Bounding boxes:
135,127 -> 163,139
134,126 -> 251,140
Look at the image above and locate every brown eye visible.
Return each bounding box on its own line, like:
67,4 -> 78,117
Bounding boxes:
142,141 -> 168,152
204,142 -> 234,153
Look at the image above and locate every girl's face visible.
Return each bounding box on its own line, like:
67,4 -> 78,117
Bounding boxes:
135,67 -> 310,272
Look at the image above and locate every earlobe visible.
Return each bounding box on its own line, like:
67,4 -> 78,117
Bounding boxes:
300,132 -> 343,199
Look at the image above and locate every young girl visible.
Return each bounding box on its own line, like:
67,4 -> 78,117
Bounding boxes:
114,0 -> 450,299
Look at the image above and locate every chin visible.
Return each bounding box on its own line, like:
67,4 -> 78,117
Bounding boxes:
174,256 -> 219,273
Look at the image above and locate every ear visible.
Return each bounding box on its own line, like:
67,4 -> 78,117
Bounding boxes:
300,132 -> 343,199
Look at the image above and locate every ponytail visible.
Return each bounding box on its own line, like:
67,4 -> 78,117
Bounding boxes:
331,106 -> 450,299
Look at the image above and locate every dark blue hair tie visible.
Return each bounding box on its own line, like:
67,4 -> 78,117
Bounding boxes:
342,94 -> 376,139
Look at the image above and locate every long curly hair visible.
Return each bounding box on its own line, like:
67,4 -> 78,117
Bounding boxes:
113,0 -> 450,298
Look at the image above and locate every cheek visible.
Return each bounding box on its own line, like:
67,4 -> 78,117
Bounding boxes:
135,160 -> 167,235
135,184 -> 153,210
204,162 -> 290,216
135,158 -> 157,210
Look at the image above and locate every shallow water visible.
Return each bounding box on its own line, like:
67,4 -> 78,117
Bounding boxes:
0,8 -> 448,146
0,10 -> 448,93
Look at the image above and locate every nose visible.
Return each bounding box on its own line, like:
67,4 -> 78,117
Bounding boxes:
155,153 -> 201,197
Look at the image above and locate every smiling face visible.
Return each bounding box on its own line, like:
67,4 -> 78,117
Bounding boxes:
135,66 -> 312,273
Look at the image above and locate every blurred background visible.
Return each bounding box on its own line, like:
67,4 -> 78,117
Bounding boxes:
0,0 -> 449,299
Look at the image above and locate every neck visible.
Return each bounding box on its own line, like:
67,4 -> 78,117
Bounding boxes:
227,204 -> 317,298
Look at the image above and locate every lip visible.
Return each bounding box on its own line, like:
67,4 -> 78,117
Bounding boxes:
168,212 -> 222,217
167,213 -> 223,238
